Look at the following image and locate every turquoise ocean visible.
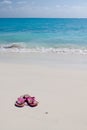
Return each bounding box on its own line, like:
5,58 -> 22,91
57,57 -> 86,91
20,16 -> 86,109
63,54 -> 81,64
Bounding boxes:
0,18 -> 87,54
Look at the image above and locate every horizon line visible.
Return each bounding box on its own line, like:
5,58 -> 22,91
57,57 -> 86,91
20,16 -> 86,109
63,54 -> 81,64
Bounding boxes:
0,17 -> 87,19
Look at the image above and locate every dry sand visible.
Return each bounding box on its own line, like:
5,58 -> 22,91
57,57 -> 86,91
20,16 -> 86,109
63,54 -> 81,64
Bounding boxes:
0,53 -> 87,130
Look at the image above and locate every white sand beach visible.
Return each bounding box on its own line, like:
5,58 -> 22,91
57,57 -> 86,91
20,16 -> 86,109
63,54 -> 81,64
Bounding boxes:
0,53 -> 87,130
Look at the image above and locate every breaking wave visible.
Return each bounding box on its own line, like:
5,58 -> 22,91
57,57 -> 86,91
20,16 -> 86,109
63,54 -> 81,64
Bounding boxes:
0,43 -> 87,55
0,43 -> 24,49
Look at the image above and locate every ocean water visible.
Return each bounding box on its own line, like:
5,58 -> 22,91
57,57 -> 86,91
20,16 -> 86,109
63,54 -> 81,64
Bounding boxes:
0,18 -> 87,54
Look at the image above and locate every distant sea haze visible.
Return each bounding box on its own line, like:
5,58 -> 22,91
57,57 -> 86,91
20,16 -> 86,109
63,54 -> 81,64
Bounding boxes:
0,18 -> 87,54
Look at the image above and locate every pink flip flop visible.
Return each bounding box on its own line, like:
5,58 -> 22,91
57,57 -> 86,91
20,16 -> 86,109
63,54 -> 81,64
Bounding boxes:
15,97 -> 25,107
26,96 -> 39,107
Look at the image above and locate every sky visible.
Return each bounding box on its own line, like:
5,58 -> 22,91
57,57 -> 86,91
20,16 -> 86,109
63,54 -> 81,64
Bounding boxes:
0,0 -> 87,18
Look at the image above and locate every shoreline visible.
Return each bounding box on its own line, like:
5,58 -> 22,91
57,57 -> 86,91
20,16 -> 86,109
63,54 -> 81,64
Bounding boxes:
0,52 -> 87,68
1,46 -> 87,55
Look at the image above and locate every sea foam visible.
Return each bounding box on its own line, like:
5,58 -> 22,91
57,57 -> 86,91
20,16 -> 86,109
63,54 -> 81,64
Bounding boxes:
0,43 -> 87,55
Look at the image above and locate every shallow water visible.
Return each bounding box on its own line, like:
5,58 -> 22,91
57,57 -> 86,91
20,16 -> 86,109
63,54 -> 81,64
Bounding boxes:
0,18 -> 87,54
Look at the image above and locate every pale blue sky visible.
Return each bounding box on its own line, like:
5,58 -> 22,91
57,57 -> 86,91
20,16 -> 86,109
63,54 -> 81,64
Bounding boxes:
0,0 -> 87,18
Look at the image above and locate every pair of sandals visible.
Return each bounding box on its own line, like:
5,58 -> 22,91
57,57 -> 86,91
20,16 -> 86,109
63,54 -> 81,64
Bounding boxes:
15,94 -> 38,107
